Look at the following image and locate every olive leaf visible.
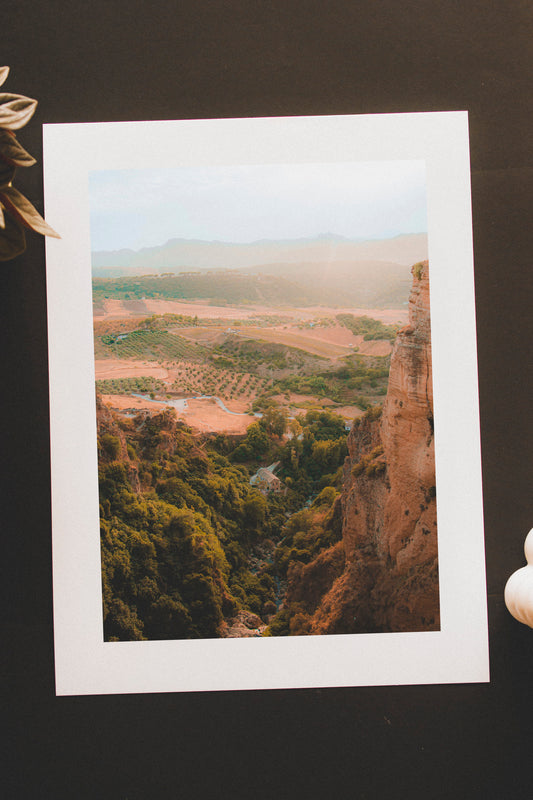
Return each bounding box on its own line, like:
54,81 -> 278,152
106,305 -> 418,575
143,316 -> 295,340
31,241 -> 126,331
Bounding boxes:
0,92 -> 38,131
0,129 -> 36,166
0,207 -> 26,260
0,67 -> 60,258
0,184 -> 60,238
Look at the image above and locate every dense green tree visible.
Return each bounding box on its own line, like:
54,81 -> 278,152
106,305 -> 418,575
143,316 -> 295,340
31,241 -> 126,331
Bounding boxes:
244,422 -> 270,456
97,389 -> 351,642
259,406 -> 288,438
243,493 -> 268,529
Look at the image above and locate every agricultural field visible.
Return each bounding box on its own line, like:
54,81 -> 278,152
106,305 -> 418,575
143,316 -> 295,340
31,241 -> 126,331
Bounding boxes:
94,328 -> 205,361
93,299 -> 401,432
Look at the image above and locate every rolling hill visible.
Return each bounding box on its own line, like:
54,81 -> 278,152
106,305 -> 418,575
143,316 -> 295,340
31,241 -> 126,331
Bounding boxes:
91,233 -> 427,308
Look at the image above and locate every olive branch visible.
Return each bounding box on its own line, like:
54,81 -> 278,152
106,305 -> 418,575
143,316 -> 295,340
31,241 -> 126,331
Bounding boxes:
0,66 -> 59,260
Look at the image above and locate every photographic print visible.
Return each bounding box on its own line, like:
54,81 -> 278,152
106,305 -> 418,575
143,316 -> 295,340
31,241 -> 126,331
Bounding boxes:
89,161 -> 438,642
44,113 -> 488,693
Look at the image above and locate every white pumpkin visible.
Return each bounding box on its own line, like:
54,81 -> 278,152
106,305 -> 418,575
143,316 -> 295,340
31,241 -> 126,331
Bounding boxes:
504,529 -> 533,628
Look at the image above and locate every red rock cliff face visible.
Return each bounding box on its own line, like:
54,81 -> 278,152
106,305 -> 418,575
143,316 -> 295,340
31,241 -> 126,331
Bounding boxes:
308,261 -> 439,633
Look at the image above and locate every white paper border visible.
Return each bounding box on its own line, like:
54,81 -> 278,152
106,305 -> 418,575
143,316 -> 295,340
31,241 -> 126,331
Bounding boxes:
43,112 -> 489,695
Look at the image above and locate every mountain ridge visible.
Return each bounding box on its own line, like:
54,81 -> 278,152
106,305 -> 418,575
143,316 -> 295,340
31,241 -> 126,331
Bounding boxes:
92,232 -> 428,275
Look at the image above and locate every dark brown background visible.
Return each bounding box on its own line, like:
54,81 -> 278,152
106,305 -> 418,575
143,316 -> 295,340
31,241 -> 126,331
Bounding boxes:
2,2 -> 532,797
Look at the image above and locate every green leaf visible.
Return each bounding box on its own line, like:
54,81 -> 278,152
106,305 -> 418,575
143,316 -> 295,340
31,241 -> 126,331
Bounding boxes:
0,130 -> 36,166
0,185 -> 60,238
0,67 -> 9,88
0,92 -> 38,130
0,206 -> 26,260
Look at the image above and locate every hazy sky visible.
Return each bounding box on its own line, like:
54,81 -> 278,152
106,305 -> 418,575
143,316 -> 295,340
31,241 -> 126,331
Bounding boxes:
89,160 -> 427,252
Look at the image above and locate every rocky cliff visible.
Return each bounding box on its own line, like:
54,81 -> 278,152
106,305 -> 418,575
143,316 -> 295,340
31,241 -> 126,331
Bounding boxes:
287,261 -> 440,633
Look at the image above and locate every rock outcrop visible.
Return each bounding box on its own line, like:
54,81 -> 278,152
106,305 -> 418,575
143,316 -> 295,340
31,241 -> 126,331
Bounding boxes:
301,261 -> 440,633
220,609 -> 267,637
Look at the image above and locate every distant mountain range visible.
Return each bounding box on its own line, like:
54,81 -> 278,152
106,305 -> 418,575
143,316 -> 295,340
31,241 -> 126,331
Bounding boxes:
92,232 -> 427,273
92,233 -> 428,308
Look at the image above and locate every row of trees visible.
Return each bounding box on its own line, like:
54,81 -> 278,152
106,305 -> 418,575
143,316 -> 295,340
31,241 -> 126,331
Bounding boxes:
211,336 -> 312,374
96,377 -> 165,395
97,329 -> 204,361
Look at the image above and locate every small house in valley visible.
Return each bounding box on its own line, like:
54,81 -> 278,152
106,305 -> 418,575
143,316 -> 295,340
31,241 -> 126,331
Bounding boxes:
250,461 -> 286,496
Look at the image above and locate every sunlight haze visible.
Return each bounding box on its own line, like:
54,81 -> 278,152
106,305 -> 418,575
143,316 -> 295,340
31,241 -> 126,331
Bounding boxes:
89,160 -> 427,252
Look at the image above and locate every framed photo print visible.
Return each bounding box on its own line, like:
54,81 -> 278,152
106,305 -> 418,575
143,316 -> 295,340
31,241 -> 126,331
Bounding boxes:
43,112 -> 489,694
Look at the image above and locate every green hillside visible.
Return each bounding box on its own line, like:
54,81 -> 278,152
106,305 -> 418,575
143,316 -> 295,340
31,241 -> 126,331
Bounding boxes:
95,329 -> 205,361
92,271 -> 337,307
97,399 -> 348,641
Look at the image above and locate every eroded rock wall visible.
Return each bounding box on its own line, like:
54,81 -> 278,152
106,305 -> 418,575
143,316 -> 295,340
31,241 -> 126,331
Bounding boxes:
308,261 -> 440,633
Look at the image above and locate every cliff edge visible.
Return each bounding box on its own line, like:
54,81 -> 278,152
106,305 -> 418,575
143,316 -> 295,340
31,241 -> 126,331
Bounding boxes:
289,260 -> 440,634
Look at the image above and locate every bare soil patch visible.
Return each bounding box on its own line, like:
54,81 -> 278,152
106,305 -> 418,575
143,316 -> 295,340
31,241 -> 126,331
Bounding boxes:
101,394 -> 254,434
95,299 -> 408,326
235,326 -> 350,358
180,399 -> 254,434
95,360 -> 169,380
351,337 -> 392,356
334,405 -> 366,421
171,326 -> 227,344
177,321 -> 393,357
96,298 -> 278,321
101,394 -> 168,412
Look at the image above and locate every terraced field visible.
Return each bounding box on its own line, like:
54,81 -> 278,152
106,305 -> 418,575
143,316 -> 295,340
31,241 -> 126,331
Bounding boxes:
93,303 -> 397,432
94,329 -> 205,361
96,376 -> 166,395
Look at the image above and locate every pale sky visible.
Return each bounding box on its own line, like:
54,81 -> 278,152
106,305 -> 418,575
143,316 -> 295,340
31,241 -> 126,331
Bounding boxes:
89,160 -> 427,252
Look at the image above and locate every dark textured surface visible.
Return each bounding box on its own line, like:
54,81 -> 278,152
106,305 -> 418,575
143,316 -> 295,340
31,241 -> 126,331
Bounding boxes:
2,2 -> 532,797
